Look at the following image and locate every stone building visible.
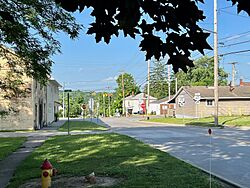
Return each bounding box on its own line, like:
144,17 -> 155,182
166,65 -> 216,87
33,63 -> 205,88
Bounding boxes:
0,47 -> 61,130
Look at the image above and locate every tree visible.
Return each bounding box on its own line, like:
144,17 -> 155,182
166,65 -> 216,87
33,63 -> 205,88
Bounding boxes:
175,56 -> 228,87
145,60 -> 169,99
56,0 -> 250,73
114,73 -> 140,112
0,0 -> 81,86
59,90 -> 88,117
1,0 -> 249,90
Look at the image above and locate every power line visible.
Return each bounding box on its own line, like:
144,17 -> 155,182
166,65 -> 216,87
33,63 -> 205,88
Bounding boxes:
220,39 -> 250,47
219,30 -> 250,41
219,49 -> 250,56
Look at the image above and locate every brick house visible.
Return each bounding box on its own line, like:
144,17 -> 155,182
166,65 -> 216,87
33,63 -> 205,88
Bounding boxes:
170,86 -> 250,118
0,47 -> 61,130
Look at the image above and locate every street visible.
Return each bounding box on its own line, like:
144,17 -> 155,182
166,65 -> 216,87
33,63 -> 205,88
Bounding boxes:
101,117 -> 250,188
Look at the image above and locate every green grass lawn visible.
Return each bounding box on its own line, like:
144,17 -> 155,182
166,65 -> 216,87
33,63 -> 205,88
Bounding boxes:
58,120 -> 108,132
9,134 -> 231,188
147,116 -> 250,127
0,137 -> 26,161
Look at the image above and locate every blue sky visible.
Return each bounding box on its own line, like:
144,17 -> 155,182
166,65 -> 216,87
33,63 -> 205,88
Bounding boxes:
52,1 -> 250,91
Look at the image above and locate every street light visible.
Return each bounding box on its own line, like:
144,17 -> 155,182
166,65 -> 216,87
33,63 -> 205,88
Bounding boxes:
64,89 -> 72,135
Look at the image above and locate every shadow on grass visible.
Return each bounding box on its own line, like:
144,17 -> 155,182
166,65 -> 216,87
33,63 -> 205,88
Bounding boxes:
221,116 -> 243,125
186,121 -> 217,127
8,134 -> 233,188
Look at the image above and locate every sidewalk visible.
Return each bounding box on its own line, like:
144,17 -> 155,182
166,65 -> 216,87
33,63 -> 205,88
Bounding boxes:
0,120 -> 65,188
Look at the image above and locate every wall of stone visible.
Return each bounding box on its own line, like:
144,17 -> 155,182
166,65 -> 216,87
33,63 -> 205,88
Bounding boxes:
0,98 -> 34,130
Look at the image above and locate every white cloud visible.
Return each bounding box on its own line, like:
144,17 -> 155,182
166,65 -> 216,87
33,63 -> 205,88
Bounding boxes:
102,75 -> 118,82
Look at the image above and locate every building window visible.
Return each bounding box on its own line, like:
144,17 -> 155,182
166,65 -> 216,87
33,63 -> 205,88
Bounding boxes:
206,100 -> 213,106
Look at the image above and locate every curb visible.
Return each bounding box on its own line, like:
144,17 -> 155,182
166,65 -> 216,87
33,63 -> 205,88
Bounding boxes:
167,154 -> 245,188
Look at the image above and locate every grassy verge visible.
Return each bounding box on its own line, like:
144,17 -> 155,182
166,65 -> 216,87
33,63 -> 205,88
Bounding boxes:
0,137 -> 26,161
147,116 -> 250,127
9,134 -> 231,187
58,121 -> 108,132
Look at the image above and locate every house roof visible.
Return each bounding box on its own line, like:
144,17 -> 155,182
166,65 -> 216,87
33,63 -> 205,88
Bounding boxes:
181,86 -> 250,99
151,95 -> 174,104
49,79 -> 62,87
125,93 -> 157,100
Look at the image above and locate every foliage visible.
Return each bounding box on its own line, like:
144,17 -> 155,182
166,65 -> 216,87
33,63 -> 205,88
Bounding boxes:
58,120 -> 108,132
55,0 -> 250,73
0,0 -> 81,86
94,92 -> 113,117
145,60 -> 169,99
59,90 -> 89,117
175,56 -> 228,87
114,73 -> 140,113
8,134 -> 227,188
0,137 -> 26,160
0,69 -> 31,99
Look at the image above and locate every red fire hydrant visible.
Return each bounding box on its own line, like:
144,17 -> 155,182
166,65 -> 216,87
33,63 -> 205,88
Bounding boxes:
41,159 -> 57,188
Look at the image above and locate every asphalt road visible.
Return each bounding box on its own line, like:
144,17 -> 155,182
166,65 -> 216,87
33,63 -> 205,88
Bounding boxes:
100,117 -> 250,188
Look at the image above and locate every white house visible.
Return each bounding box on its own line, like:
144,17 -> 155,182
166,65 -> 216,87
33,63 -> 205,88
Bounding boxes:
124,93 -> 157,115
149,96 -> 176,116
46,80 -> 61,124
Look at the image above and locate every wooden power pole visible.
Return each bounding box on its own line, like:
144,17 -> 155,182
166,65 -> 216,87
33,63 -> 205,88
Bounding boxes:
147,60 -> 150,116
214,0 -> 219,126
122,72 -> 125,116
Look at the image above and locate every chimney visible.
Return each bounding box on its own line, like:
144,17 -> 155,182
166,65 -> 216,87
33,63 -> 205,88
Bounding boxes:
240,79 -> 244,86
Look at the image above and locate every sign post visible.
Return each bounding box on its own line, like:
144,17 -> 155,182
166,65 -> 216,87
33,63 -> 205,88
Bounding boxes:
208,128 -> 212,188
193,93 -> 201,118
141,103 -> 146,117
178,95 -> 185,123
97,102 -> 100,123
81,104 -> 86,119
89,98 -> 94,122
64,89 -> 72,135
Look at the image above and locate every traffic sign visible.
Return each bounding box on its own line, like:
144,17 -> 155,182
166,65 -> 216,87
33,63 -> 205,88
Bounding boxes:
178,95 -> 185,107
141,103 -> 146,108
193,93 -> 201,100
81,104 -> 86,110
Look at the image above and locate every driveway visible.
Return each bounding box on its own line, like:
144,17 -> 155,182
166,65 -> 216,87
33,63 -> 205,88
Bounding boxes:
100,117 -> 250,188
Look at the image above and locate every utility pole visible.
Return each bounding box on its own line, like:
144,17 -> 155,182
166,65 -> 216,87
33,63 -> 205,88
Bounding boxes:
147,60 -> 150,116
103,93 -> 106,117
214,0 -> 219,126
62,82 -> 65,118
122,72 -> 125,116
175,77 -> 178,94
168,65 -> 171,100
107,86 -> 111,117
229,62 -> 238,86
67,92 -> 70,135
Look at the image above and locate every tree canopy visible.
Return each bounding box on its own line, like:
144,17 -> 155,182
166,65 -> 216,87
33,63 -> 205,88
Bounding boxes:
0,0 -> 81,83
145,60 -> 169,99
0,0 -> 249,87
114,73 -> 140,113
176,56 -> 228,87
56,0 -> 250,73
